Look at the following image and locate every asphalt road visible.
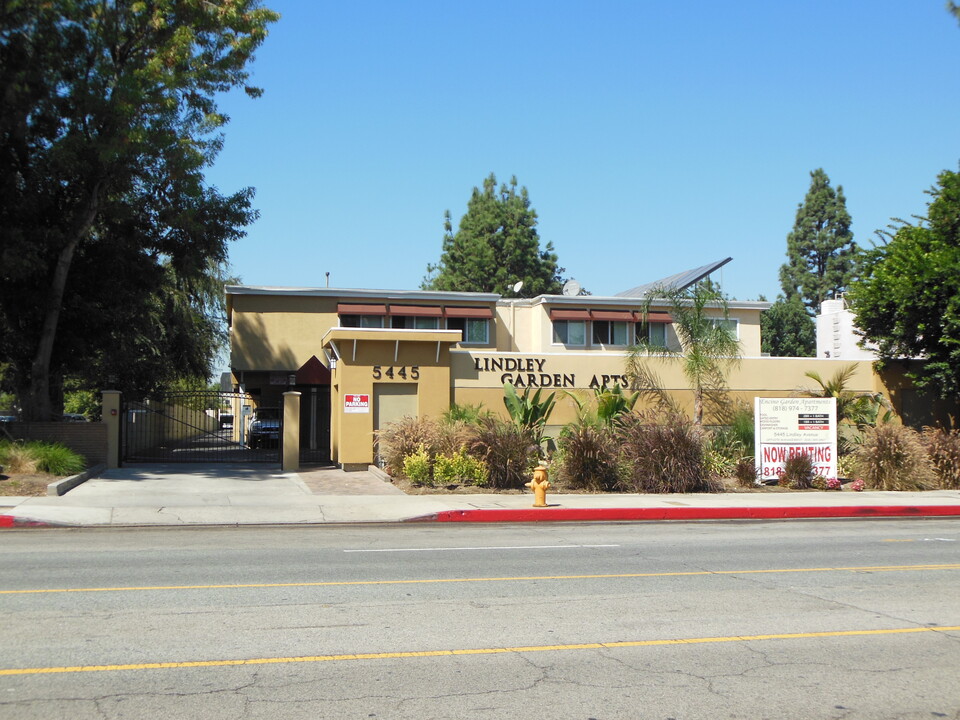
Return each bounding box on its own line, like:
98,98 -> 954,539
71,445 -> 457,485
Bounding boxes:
1,519 -> 959,719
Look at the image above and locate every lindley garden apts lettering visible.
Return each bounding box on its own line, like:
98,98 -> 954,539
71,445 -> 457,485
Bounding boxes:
471,356 -> 630,389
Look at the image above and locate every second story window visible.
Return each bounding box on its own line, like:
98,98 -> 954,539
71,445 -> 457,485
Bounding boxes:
637,322 -> 667,347
447,317 -> 488,344
391,316 -> 440,330
592,320 -> 629,346
341,314 -> 384,328
445,307 -> 494,345
553,320 -> 586,345
338,303 -> 386,328
708,318 -> 739,339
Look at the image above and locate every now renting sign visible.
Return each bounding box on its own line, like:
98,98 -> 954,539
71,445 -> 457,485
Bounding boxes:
754,397 -> 838,481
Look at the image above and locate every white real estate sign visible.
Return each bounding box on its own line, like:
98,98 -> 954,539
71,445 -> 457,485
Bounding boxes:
754,397 -> 838,481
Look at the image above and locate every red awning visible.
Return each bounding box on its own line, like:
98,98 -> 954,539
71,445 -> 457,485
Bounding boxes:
444,306 -> 494,318
389,305 -> 443,317
337,303 -> 387,315
634,311 -> 672,323
549,309 -> 591,321
590,310 -> 634,321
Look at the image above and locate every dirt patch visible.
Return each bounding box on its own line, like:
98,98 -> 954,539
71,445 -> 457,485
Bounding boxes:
0,473 -> 57,497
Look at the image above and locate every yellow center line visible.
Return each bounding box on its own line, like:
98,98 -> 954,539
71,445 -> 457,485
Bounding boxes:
3,626 -> 958,676
2,563 -> 959,596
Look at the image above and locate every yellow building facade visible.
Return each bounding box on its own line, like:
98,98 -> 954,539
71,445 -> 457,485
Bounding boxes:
225,284 -> 919,471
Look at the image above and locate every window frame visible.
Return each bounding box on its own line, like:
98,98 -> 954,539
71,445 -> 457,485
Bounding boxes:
446,317 -> 489,345
553,319 -> 587,346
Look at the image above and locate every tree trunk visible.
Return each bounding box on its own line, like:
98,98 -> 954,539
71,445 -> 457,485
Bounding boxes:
22,186 -> 101,421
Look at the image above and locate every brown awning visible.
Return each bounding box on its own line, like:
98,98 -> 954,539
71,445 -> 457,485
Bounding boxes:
634,311 -> 672,323
550,309 -> 591,321
337,303 -> 387,315
590,310 -> 634,321
444,306 -> 494,318
389,305 -> 443,317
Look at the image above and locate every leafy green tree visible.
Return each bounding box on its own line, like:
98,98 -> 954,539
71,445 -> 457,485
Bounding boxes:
627,284 -> 741,425
422,174 -> 564,297
848,169 -> 960,399
0,0 -> 278,420
761,297 -> 816,357
779,169 -> 859,316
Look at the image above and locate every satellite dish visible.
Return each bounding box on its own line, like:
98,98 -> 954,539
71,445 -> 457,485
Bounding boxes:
562,279 -> 581,296
512,281 -> 524,294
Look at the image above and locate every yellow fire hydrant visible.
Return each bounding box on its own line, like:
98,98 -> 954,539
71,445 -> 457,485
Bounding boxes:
526,465 -> 550,507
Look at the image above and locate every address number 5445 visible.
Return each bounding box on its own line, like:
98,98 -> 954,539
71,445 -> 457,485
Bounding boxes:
372,365 -> 419,380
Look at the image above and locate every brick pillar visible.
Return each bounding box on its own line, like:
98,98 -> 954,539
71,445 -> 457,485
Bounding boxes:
102,390 -> 122,469
282,391 -> 301,472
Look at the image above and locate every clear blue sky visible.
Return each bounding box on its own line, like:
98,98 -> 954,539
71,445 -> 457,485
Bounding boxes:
206,0 -> 960,303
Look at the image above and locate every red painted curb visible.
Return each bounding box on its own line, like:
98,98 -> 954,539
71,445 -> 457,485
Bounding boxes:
0,514 -> 51,528
430,505 -> 960,523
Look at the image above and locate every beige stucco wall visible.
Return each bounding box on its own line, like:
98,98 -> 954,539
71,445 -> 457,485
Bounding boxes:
452,350 -> 881,427
230,294 -> 339,372
324,329 -> 459,468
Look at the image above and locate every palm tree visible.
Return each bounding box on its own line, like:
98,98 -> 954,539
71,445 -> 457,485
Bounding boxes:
626,283 -> 741,425
796,364 -> 890,427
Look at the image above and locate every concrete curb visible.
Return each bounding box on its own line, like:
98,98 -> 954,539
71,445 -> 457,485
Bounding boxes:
420,505 -> 960,523
46,463 -> 107,496
0,514 -> 54,528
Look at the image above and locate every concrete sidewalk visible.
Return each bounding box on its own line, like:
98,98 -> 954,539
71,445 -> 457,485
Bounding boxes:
2,464 -> 960,527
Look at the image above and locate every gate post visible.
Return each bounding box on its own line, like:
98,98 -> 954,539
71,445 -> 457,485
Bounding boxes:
282,391 -> 301,472
102,390 -> 122,469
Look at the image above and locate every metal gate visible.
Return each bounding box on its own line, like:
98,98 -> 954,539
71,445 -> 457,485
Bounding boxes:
122,391 -> 279,463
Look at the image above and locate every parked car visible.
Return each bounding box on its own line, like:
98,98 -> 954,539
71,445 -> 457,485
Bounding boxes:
62,413 -> 88,422
247,408 -> 280,449
219,414 -> 234,430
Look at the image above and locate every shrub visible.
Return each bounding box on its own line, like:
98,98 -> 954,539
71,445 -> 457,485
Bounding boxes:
850,478 -> 865,491
922,427 -> 960,489
704,448 -> 735,479
469,416 -> 538,489
734,457 -> 758,487
442,403 -> 488,425
837,454 -> 856,479
0,440 -> 85,476
375,416 -> 443,476
781,453 -> 814,489
0,440 -> 38,474
852,424 -> 936,491
826,477 -> 841,490
433,448 -> 488,487
555,422 -> 620,491
616,413 -> 717,493
811,475 -> 827,490
402,444 -> 433,485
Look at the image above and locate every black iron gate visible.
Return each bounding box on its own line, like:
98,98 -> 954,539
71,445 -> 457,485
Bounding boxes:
122,391 -> 279,463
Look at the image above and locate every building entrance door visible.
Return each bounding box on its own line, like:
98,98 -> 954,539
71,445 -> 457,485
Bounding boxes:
373,384 -> 418,465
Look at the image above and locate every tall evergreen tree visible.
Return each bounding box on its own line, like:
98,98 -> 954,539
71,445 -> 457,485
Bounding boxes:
422,174 -> 564,297
761,297 -> 816,357
779,169 -> 858,316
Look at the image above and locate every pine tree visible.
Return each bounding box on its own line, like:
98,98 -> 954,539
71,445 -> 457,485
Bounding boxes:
779,169 -> 858,316
422,174 -> 564,297
761,297 -> 816,357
